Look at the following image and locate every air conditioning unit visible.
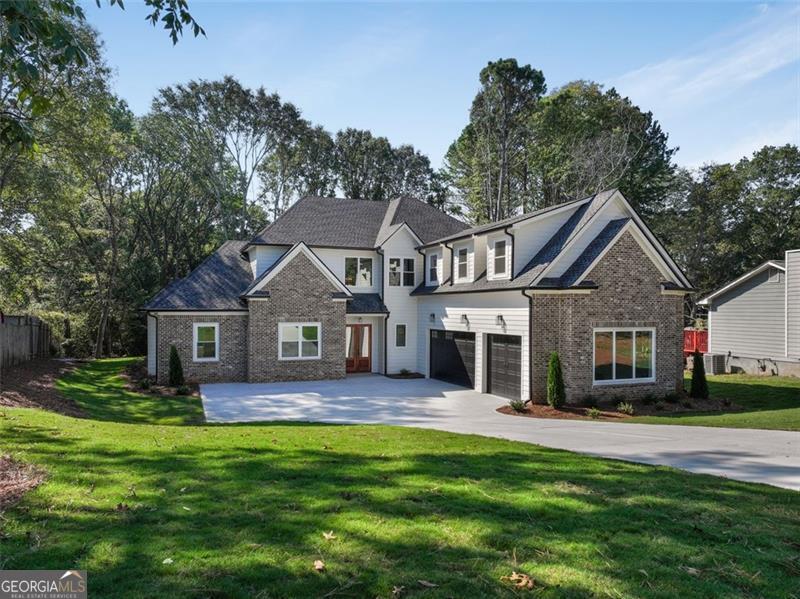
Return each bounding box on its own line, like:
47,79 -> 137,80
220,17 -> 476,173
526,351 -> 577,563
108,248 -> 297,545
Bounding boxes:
703,353 -> 726,375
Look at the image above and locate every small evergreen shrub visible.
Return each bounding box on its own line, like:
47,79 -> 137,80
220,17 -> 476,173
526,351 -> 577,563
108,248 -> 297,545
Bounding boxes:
168,345 -> 184,387
722,398 -> 732,407
689,350 -> 709,399
546,352 -> 566,408
400,368 -> 410,376
509,398 -> 526,413
616,401 -> 635,415
654,401 -> 666,411
138,378 -> 151,390
175,384 -> 190,396
664,392 -> 680,404
587,407 -> 601,419
681,399 -> 693,409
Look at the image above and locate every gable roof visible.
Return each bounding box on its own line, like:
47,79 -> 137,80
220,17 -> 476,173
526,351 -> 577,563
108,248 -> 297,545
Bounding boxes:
698,260 -> 785,305
142,241 -> 252,311
247,196 -> 468,250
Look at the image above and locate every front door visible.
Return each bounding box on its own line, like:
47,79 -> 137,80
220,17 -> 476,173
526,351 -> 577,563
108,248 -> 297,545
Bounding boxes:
346,324 -> 372,373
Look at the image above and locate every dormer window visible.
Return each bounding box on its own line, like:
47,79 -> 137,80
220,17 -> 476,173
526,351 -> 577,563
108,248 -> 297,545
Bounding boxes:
494,240 -> 507,276
457,248 -> 468,280
429,254 -> 439,284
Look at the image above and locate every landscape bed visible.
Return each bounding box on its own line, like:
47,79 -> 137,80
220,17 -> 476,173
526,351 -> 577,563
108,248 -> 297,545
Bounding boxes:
0,358 -> 798,597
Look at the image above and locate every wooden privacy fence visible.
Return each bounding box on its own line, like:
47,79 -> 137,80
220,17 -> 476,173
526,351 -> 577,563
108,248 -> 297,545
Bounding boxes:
0,314 -> 52,370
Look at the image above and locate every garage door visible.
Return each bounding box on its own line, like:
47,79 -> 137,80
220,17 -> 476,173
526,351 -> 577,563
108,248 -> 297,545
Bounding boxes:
429,330 -> 475,388
487,334 -> 522,400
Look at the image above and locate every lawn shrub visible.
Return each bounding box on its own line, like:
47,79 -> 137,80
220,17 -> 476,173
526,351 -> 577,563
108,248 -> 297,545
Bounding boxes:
138,378 -> 151,390
509,398 -> 526,413
168,345 -> 184,387
655,401 -> 665,411
681,399 -> 693,409
642,393 -> 656,405
581,395 -> 598,408
690,350 -> 709,399
616,401 -> 635,415
664,392 -> 680,404
587,407 -> 601,419
175,384 -> 190,396
547,351 -> 566,408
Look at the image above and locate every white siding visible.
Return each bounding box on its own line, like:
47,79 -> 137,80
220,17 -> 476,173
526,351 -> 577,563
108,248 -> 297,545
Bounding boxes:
708,268 -> 786,358
313,248 -> 382,294
346,314 -> 385,373
254,245 -> 290,277
512,209 -> 575,274
417,291 -> 529,399
383,229 -> 421,373
787,250 -> 800,357
147,315 -> 157,376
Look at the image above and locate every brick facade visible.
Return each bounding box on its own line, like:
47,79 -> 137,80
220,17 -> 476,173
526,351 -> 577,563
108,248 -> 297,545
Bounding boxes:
530,231 -> 684,403
155,313 -> 248,384
247,252 -> 347,383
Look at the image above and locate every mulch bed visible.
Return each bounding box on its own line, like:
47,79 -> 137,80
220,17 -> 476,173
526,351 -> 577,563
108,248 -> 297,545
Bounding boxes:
122,360 -> 200,397
0,455 -> 45,512
498,396 -> 740,421
386,372 -> 425,379
0,358 -> 87,417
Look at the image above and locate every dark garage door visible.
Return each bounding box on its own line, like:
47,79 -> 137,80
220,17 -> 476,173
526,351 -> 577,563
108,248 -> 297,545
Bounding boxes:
487,334 -> 522,400
430,330 -> 475,388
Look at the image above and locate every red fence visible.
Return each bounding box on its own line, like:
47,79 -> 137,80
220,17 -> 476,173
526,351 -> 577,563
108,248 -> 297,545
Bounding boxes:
683,329 -> 708,356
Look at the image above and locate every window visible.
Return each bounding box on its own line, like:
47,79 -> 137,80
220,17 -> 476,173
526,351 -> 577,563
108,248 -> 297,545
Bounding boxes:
396,324 -> 407,347
429,254 -> 439,283
279,322 -> 321,360
389,258 -> 415,287
493,240 -> 507,276
193,323 -> 219,362
593,328 -> 655,384
457,248 -> 468,280
345,257 -> 373,287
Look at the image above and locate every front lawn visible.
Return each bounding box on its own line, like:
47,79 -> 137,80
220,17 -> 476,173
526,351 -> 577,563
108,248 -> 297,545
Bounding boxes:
1,360 -> 798,597
628,374 -> 800,431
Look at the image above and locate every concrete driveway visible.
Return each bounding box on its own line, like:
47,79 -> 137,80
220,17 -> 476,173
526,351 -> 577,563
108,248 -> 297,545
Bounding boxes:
201,375 -> 800,491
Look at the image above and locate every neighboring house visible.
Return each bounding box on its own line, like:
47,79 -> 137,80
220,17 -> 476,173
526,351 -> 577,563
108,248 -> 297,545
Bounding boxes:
698,250 -> 800,376
143,190 -> 692,403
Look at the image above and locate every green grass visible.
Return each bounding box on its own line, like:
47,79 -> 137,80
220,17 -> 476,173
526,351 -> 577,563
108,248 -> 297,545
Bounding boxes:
628,374 -> 800,431
0,361 -> 797,597
55,357 -> 204,425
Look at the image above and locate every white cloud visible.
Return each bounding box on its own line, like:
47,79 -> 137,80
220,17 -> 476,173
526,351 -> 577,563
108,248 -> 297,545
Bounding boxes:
612,5 -> 799,110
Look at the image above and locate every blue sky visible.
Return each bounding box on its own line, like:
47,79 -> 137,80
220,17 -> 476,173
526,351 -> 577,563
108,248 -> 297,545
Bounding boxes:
85,1 -> 799,169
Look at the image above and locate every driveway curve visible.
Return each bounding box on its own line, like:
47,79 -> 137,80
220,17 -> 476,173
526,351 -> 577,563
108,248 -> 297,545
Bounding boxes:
201,375 -> 800,491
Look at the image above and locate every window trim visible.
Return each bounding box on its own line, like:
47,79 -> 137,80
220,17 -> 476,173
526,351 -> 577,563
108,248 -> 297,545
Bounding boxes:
456,247 -> 469,282
389,257 -> 416,287
402,258 -> 415,287
592,327 -> 656,386
491,238 -> 509,279
192,322 -> 219,362
344,256 -> 373,288
395,323 -> 407,348
428,253 -> 439,284
278,322 -> 322,361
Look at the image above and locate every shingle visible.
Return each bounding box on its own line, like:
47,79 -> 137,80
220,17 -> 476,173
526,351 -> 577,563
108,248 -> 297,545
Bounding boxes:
143,241 -> 251,310
554,218 -> 630,287
390,197 -> 469,244
346,293 -> 389,314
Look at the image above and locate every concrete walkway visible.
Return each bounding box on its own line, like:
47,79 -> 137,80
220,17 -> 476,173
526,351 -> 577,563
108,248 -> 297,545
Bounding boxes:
201,375 -> 800,491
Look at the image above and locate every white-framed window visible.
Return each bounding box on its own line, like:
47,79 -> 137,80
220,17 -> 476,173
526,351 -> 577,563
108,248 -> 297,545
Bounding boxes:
428,253 -> 439,284
395,324 -> 407,347
279,322 -> 321,360
593,327 -> 655,385
493,239 -> 508,277
193,323 -> 219,362
345,257 -> 373,287
389,258 -> 415,287
768,267 -> 781,283
456,247 -> 468,281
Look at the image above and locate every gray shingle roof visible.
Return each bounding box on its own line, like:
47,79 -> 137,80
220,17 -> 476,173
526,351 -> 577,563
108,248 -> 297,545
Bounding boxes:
143,241 -> 251,310
248,196 -> 469,249
346,293 -> 389,314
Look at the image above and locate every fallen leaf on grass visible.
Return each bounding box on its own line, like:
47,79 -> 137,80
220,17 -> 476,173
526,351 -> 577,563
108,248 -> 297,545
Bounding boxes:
314,559 -> 326,572
418,580 -> 438,588
391,585 -> 405,597
501,571 -> 535,589
322,531 -> 336,540
162,558 -> 173,565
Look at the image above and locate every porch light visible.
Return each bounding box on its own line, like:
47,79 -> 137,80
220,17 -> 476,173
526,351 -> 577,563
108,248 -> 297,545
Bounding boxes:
461,314 -> 469,325
429,313 -> 436,322
496,315 -> 505,326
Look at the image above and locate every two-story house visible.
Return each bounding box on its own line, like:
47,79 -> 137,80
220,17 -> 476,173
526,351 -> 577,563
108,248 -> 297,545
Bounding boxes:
143,189 -> 692,403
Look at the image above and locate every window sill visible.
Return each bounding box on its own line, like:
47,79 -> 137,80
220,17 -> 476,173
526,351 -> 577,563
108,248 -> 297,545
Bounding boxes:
278,356 -> 322,361
193,358 -> 219,363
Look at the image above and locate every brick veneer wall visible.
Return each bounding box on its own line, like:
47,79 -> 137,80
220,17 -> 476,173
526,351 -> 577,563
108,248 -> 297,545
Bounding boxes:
155,313 -> 248,384
530,231 -> 684,403
247,252 -> 346,383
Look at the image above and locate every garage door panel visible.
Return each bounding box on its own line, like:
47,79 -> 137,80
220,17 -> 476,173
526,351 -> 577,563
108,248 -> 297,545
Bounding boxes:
430,330 -> 475,388
488,334 -> 522,400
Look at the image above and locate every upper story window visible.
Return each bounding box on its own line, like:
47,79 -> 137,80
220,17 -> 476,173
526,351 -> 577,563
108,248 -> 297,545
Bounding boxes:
345,257 -> 372,287
456,247 -> 469,281
389,258 -> 416,287
193,323 -> 219,362
493,239 -> 508,277
428,254 -> 439,284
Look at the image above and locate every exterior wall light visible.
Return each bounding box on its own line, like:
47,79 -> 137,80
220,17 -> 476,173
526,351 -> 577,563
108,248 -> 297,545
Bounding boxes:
461,314 -> 469,325
429,313 -> 436,322
496,315 -> 505,326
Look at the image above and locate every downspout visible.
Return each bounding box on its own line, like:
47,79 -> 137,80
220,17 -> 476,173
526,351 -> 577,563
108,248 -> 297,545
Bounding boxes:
377,247 -> 388,375
521,289 -> 533,405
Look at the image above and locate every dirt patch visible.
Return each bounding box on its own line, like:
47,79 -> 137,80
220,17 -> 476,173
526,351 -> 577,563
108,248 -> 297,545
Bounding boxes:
122,359 -> 200,398
498,396 -> 740,421
0,359 -> 86,417
0,455 -> 45,512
